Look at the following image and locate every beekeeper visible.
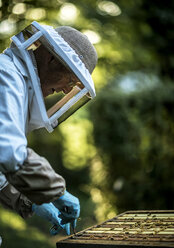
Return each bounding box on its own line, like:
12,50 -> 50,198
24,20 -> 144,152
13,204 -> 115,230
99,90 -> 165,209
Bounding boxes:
0,22 -> 97,236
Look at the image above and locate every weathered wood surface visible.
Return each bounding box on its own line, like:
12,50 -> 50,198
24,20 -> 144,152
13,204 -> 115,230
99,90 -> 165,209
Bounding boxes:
56,210 -> 174,248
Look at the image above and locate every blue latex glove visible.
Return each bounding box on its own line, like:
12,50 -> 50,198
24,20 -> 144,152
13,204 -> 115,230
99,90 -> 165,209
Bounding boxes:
53,190 -> 80,228
32,202 -> 69,235
50,223 -> 70,236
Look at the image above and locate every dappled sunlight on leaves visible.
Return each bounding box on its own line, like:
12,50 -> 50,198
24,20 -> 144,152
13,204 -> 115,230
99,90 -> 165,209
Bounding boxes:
25,8 -> 46,20
12,3 -> 27,15
0,208 -> 26,231
90,156 -> 108,185
92,66 -> 109,90
97,1 -> 121,16
0,207 -> 55,247
58,3 -> 79,24
60,117 -> 96,170
90,188 -> 116,222
83,29 -> 101,44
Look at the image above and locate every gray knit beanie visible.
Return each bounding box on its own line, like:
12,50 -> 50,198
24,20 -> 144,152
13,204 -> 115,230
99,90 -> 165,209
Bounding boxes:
55,26 -> 98,74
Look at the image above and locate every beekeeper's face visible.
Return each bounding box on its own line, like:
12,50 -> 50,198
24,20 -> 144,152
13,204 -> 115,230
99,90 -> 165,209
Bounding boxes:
35,46 -> 79,97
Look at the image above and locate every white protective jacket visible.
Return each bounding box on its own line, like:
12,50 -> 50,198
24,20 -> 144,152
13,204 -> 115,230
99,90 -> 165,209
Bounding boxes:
0,46 -> 65,218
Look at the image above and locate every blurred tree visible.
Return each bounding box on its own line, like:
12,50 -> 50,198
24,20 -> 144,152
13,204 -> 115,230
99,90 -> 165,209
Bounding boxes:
129,0 -> 174,79
90,81 -> 174,213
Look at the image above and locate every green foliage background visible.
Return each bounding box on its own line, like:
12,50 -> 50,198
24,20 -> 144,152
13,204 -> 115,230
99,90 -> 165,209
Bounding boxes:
0,0 -> 174,247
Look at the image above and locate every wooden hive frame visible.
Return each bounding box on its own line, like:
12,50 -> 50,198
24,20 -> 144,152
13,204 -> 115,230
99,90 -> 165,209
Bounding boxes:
56,210 -> 174,248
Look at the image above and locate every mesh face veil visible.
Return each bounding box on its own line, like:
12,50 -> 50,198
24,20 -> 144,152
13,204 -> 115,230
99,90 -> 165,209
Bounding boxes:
10,21 -> 96,132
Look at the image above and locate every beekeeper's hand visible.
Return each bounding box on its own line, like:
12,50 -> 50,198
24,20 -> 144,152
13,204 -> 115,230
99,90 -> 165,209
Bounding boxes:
32,202 -> 67,235
53,190 -> 80,228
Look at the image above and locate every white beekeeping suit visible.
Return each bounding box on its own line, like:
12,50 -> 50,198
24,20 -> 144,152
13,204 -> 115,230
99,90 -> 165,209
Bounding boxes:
0,44 -> 65,217
0,21 -> 97,218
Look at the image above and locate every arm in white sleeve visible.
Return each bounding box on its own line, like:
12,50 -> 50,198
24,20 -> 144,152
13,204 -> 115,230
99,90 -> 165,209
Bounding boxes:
0,56 -> 65,205
0,67 -> 27,173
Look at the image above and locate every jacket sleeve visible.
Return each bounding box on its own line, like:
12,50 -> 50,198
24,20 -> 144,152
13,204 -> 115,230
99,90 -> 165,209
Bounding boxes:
0,183 -> 33,219
5,148 -> 66,205
0,67 -> 28,173
0,60 -> 65,205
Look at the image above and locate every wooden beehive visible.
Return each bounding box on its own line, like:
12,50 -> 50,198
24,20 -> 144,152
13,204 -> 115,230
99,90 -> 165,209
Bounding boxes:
56,210 -> 174,248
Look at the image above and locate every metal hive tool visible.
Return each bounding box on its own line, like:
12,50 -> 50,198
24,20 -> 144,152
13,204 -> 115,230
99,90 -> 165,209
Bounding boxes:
56,210 -> 174,248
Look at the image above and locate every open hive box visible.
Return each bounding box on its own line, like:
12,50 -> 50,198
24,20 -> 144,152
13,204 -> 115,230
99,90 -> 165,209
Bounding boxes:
56,210 -> 174,248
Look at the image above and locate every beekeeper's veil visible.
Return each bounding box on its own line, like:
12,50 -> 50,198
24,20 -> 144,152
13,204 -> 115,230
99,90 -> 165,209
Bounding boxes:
11,21 -> 97,132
